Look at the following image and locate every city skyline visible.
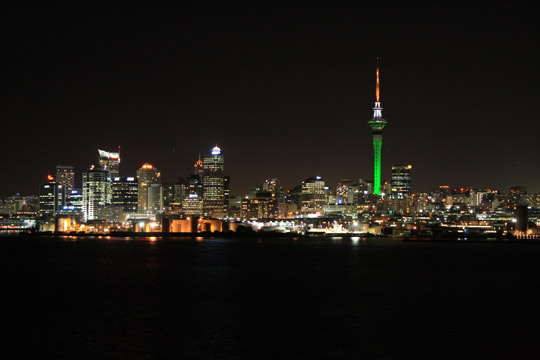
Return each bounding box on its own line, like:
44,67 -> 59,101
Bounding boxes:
1,3 -> 539,197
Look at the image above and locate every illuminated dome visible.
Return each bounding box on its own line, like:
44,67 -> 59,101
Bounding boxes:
211,145 -> 222,155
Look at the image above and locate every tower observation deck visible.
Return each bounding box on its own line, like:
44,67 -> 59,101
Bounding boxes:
367,57 -> 388,196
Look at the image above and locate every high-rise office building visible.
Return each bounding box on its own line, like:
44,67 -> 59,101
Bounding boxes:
55,165 -> 75,193
203,145 -> 225,217
39,175 -> 66,214
301,176 -> 330,212
147,184 -> 163,215
82,167 -> 111,221
64,189 -> 83,214
391,164 -> 412,198
367,58 -> 388,196
112,176 -> 138,213
163,181 -> 185,213
137,163 -> 162,215
98,148 -> 120,177
183,174 -> 203,216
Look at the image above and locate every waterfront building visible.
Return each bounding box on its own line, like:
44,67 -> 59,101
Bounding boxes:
64,189 -> 83,213
183,194 -> 203,216
203,145 -> 225,218
227,195 -> 243,219
137,164 -> 161,215
301,176 -> 330,213
183,174 -> 203,216
242,193 -> 275,219
0,194 -> 39,215
241,189 -> 284,219
242,179 -> 286,219
55,165 -> 75,193
112,177 -> 138,213
82,167 -> 111,221
163,181 -> 184,213
98,148 -> 120,177
39,175 -> 65,214
367,58 -> 388,196
147,183 -> 163,215
96,205 -> 124,223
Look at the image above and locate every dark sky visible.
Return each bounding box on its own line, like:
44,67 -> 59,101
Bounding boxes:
1,3 -> 539,197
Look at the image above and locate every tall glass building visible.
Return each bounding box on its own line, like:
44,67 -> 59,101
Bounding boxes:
391,164 -> 412,199
39,176 -> 65,215
137,164 -> 162,215
300,176 -> 330,212
55,165 -> 75,193
203,145 -> 225,218
112,176 -> 138,213
82,167 -> 111,221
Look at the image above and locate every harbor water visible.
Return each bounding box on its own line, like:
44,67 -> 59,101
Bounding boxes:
5,234 -> 540,359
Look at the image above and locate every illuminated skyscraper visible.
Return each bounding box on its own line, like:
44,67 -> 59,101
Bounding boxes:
203,145 -> 225,217
183,174 -> 203,216
367,58 -> 388,196
112,176 -> 138,213
55,165 -> 75,193
64,189 -> 83,214
39,175 -> 66,214
163,181 -> 184,213
82,167 -> 111,221
300,176 -> 330,213
98,148 -> 120,177
391,164 -> 412,199
137,164 -> 162,215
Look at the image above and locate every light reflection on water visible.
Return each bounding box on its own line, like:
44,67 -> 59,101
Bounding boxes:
328,236 -> 371,245
8,235 -> 540,359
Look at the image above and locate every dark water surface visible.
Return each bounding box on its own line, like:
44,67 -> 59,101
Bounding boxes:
6,235 -> 540,359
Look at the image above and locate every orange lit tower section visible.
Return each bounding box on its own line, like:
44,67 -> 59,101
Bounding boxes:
194,153 -> 204,181
367,58 -> 388,196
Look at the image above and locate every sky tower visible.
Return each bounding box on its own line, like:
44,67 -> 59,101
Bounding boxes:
368,57 -> 388,196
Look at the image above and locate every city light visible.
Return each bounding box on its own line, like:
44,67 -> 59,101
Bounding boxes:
0,60 -> 535,241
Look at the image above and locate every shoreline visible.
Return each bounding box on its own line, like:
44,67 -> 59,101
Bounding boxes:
3,230 -> 539,243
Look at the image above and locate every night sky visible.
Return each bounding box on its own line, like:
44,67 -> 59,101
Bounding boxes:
2,3 -> 539,197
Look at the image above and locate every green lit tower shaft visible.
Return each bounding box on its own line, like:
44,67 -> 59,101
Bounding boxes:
367,58 -> 387,196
